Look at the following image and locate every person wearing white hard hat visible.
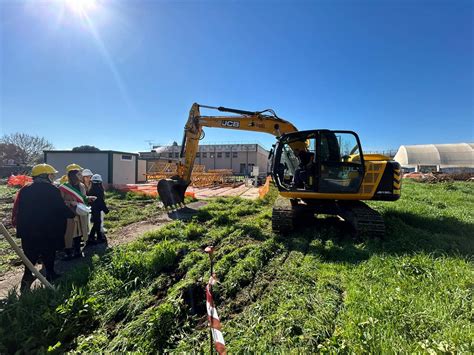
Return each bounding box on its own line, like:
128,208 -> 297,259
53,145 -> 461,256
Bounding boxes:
86,174 -> 109,245
81,169 -> 93,193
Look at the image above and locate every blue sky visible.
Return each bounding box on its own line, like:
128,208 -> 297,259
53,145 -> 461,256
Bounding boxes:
0,0 -> 472,152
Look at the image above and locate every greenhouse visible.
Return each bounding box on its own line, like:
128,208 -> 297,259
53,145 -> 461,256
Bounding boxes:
394,143 -> 474,172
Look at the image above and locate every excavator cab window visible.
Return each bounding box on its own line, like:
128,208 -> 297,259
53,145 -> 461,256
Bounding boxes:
318,131 -> 364,193
274,144 -> 299,187
272,130 -> 365,193
273,134 -> 317,191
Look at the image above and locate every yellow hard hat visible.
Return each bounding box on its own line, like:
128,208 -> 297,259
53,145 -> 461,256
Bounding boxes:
59,175 -> 68,184
31,164 -> 58,177
66,163 -> 83,172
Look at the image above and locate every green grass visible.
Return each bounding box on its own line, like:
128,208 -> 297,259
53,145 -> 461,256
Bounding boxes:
0,180 -> 473,353
0,185 -> 21,274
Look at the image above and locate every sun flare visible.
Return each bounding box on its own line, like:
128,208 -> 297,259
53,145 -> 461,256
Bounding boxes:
63,0 -> 97,16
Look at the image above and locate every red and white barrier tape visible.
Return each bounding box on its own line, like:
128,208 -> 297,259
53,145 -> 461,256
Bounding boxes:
206,274 -> 226,354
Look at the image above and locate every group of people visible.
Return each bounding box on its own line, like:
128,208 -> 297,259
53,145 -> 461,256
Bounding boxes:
12,163 -> 109,292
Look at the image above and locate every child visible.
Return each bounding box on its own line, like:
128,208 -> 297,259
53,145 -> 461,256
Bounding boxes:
87,174 -> 109,245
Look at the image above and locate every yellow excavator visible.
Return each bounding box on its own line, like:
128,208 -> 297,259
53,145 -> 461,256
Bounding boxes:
158,103 -> 401,237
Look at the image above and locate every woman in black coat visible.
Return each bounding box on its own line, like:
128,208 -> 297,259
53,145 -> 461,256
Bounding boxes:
86,174 -> 109,245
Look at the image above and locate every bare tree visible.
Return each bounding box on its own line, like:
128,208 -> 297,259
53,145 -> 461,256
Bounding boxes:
0,133 -> 54,165
0,143 -> 24,165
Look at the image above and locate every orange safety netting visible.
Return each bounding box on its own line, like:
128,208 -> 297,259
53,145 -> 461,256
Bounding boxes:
7,175 -> 32,187
258,176 -> 272,198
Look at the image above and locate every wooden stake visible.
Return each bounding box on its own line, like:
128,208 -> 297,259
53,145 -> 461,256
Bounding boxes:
0,223 -> 55,291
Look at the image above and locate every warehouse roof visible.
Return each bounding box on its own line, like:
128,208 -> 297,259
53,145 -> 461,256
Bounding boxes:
394,143 -> 474,168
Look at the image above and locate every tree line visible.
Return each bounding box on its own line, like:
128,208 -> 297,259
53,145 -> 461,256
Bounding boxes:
0,133 -> 100,166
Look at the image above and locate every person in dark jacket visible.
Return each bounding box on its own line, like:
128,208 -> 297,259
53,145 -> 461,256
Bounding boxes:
86,174 -> 109,245
12,164 -> 76,292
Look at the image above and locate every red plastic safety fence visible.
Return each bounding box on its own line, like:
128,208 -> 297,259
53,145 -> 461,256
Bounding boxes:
205,246 -> 227,354
206,274 -> 227,354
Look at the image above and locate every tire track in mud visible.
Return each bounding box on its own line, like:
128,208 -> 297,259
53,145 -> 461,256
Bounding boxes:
216,228 -> 347,350
221,231 -> 314,320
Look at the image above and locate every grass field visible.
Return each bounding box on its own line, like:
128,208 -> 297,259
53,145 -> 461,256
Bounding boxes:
0,185 -> 21,274
0,180 -> 472,353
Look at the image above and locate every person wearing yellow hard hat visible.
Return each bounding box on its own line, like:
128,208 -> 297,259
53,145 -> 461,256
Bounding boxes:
58,163 -> 94,260
66,163 -> 83,172
59,174 -> 68,184
11,164 -> 76,292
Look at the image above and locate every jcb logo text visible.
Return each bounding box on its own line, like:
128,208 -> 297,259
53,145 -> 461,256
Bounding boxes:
221,120 -> 240,128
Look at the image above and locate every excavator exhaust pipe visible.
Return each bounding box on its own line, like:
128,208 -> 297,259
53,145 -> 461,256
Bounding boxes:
157,178 -> 188,208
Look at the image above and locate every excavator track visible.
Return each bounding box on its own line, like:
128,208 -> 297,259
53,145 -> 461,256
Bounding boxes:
339,201 -> 385,238
272,197 -> 296,234
271,197 -> 385,238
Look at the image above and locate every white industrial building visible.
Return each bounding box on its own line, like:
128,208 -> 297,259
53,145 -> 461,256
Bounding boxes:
394,143 -> 474,173
44,150 -> 147,185
140,143 -> 270,175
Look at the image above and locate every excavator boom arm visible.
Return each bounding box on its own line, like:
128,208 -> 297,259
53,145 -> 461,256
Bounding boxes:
158,103 -> 299,207
179,103 -> 298,183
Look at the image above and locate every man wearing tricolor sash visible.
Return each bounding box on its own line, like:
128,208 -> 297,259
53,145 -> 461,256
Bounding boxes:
59,164 -> 94,259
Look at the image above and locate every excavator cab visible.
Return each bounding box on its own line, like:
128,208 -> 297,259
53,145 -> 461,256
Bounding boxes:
271,130 -> 365,194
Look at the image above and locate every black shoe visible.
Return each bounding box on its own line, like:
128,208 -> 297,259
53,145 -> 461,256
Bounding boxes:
72,237 -> 84,257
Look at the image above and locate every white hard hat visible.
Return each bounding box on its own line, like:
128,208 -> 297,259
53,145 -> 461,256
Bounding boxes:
91,174 -> 103,183
82,169 -> 93,177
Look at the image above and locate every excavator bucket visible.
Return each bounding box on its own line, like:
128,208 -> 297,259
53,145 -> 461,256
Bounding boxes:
157,178 -> 188,208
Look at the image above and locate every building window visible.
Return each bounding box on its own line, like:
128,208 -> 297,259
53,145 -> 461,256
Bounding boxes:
202,152 -> 207,158
217,152 -> 222,158
175,152 -> 179,158
121,154 -> 133,161
240,163 -> 246,174
168,153 -> 173,158
232,152 -> 238,158
196,152 -> 200,158
225,152 -> 230,158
